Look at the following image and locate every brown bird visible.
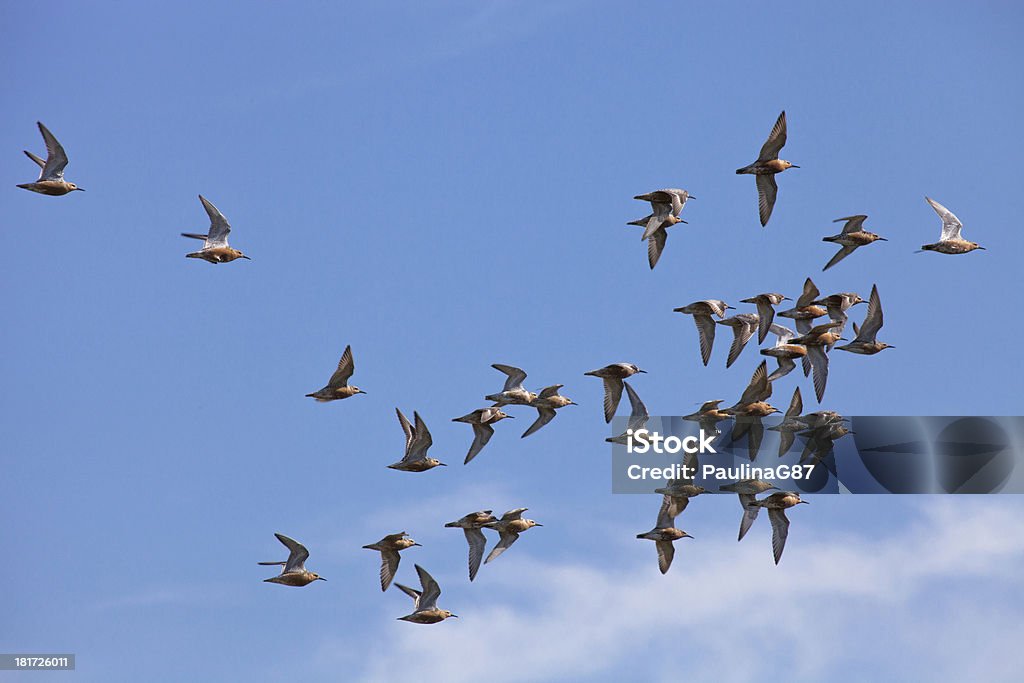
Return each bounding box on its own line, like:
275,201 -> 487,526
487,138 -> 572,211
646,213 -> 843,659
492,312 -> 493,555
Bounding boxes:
521,385 -> 576,438
791,321 -> 844,402
452,407 -> 513,464
716,313 -> 760,368
760,322 -> 807,382
445,510 -> 499,581
483,508 -> 542,563
741,292 -> 791,343
395,565 -> 458,624
388,409 -> 446,471
181,195 -> 251,264
737,491 -> 809,564
636,495 -> 693,574
673,300 -> 734,366
259,533 -> 326,586
17,121 -> 84,195
362,532 -> 421,592
584,363 -> 646,423
837,284 -> 893,355
306,345 -> 365,402
724,360 -> 778,418
485,364 -> 537,407
822,215 -> 887,271
920,197 -> 984,254
735,111 -> 799,226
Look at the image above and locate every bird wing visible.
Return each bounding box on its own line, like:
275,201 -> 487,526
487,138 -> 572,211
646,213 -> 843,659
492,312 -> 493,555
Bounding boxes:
395,407 -> 415,454
327,345 -> 355,388
492,364 -> 527,392
465,528 -> 487,581
755,300 -> 776,344
501,508 -> 527,521
738,361 -> 771,406
602,377 -> 624,423
834,215 -> 868,234
823,245 -> 857,271
655,494 -> 681,529
464,422 -> 495,464
768,508 -> 791,564
655,540 -> 675,574
647,229 -> 667,269
757,111 -> 788,161
23,149 -> 47,169
693,315 -> 717,366
807,345 -> 830,403
926,196 -> 963,241
407,411 -> 434,459
394,582 -> 422,606
857,284 -> 884,341
769,322 -> 795,343
796,278 -> 820,308
756,174 -> 779,227
538,384 -> 563,399
623,381 -> 649,431
522,406 -> 555,438
768,356 -> 796,382
415,564 -> 441,610
378,550 -> 401,592
642,202 -> 671,240
485,529 -> 520,563
737,494 -> 760,541
275,533 -> 310,573
778,429 -> 796,458
198,195 -> 231,247
725,319 -> 756,369
786,386 -> 803,417
36,121 -> 69,181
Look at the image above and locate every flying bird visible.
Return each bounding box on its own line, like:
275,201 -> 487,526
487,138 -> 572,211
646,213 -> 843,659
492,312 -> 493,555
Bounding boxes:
636,494 -> 693,574
485,364 -> 537,407
362,532 -> 420,592
17,121 -> 84,195
822,215 -> 887,271
388,409 -> 447,471
521,385 -> 576,438
483,508 -> 542,564
837,284 -> 893,355
584,363 -> 646,423
920,196 -> 984,254
673,300 -> 733,366
452,407 -> 513,464
716,313 -> 760,368
606,381 -> 649,445
741,292 -> 791,343
181,195 -> 251,264
445,510 -> 499,581
394,565 -> 458,624
306,345 -> 365,402
737,491 -> 809,564
258,533 -> 326,586
735,111 -> 799,226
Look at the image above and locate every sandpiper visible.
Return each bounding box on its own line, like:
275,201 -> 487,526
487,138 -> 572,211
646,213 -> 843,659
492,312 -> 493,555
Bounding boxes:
453,408 -> 513,464
778,278 -> 826,338
521,385 -> 576,438
920,196 -> 984,254
181,195 -> 251,264
395,565 -> 458,624
760,323 -> 806,382
719,478 -> 777,497
654,455 -> 707,511
768,387 -> 804,457
483,508 -> 542,564
259,533 -> 326,586
716,313 -> 760,368
362,532 -> 421,592
837,284 -> 893,355
445,510 -> 498,581
485,364 -> 537,407
811,292 -> 865,343
683,399 -> 732,438
799,421 -> 854,463
636,495 -> 693,574
673,300 -> 734,366
822,215 -> 887,271
737,491 -> 809,564
388,409 -> 446,471
633,188 -> 694,240
725,361 -> 777,417
741,293 -> 791,343
17,122 -> 84,195
735,111 -> 799,226
305,345 -> 365,402
584,363 -> 646,423
791,321 -> 843,403
627,214 -> 680,269
607,381 -> 649,445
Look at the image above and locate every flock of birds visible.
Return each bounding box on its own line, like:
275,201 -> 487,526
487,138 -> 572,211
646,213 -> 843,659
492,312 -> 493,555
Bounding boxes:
17,109 -> 985,622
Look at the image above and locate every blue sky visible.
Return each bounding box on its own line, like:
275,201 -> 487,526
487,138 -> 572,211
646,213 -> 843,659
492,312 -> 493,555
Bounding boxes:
3,2 -> 1023,681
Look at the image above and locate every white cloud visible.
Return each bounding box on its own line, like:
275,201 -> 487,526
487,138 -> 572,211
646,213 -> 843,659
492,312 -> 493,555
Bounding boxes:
311,498 -> 1024,682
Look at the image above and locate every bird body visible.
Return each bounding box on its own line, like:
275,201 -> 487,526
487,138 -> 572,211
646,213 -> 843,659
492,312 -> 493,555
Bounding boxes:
181,195 -> 250,263
920,197 -> 984,254
483,508 -> 541,563
735,111 -> 798,226
584,363 -> 646,423
17,122 -> 84,195
362,532 -> 420,592
388,409 -> 446,471
259,533 -> 325,586
306,345 -> 364,401
446,511 -> 498,581
395,565 -> 457,624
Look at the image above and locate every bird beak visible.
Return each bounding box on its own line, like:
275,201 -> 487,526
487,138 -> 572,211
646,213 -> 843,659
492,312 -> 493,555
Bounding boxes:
790,164 -> 800,168
534,523 -> 544,527
569,401 -> 578,406
878,237 -> 888,241
688,195 -> 696,200
637,369 -> 648,373
978,246 -> 987,250
412,542 -> 423,546
726,305 -> 736,309
450,614 -> 459,618
318,577 -> 327,581
242,255 -> 252,260
358,390 -> 367,394
506,414 -> 516,418
783,296 -> 792,301
680,219 -> 689,224
75,187 -> 86,191
439,463 -> 448,466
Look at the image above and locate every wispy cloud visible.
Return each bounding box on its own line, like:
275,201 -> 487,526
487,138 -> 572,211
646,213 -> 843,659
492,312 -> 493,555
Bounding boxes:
311,498 -> 1024,682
